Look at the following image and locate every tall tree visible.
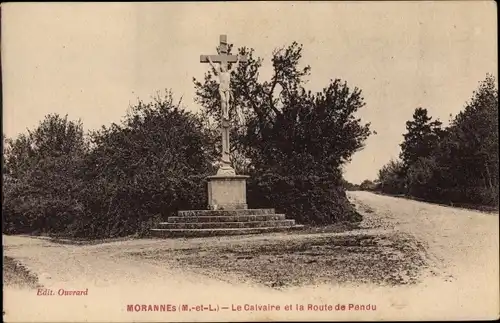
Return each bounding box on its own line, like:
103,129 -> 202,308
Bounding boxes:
400,107 -> 444,172
194,43 -> 371,176
378,74 -> 498,206
436,74 -> 499,204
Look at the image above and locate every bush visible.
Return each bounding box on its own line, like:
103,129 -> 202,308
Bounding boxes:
376,159 -> 406,195
72,174 -> 210,239
3,93 -> 219,239
3,115 -> 88,236
359,180 -> 377,191
248,172 -> 362,225
69,93 -> 217,239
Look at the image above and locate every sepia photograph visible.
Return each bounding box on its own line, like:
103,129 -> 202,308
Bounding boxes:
2,1 -> 498,322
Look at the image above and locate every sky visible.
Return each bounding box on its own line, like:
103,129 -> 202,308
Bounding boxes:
2,2 -> 497,184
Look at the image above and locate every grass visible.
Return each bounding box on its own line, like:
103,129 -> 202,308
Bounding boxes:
3,256 -> 42,289
131,231 -> 429,289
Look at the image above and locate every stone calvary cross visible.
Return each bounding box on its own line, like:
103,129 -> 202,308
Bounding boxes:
148,33 -> 303,233
200,34 -> 248,176
148,34 -> 301,233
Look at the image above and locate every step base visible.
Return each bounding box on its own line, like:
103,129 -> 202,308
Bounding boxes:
151,208 -> 302,238
158,219 -> 295,229
150,226 -> 305,238
168,214 -> 286,223
177,209 -> 276,217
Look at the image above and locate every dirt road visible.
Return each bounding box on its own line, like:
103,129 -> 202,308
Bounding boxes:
349,192 -> 499,282
3,191 -> 499,321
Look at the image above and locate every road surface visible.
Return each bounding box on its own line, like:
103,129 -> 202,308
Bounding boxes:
3,191 -> 499,321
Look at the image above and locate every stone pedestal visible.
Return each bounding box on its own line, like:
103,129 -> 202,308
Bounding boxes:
207,174 -> 250,210
150,173 -> 304,238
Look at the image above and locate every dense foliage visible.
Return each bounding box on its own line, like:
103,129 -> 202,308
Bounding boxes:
342,179 -> 361,191
376,159 -> 405,195
3,93 -> 218,238
375,75 -> 499,207
359,180 -> 377,192
194,42 -> 371,224
3,114 -> 88,235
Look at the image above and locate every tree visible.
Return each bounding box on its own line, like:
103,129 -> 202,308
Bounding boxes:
380,74 -> 499,207
342,179 -> 360,191
359,180 -> 376,191
195,43 -> 371,175
434,74 -> 499,205
4,114 -> 87,177
400,107 -> 444,173
405,156 -> 440,200
194,43 -> 371,224
3,114 -> 88,234
376,159 -> 406,195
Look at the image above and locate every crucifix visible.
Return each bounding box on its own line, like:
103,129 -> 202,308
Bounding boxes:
200,35 -> 248,175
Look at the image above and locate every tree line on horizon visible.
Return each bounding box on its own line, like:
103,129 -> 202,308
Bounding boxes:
3,42 -> 371,238
357,74 -> 499,209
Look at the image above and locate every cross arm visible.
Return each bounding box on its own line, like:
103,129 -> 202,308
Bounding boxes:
200,54 -> 248,63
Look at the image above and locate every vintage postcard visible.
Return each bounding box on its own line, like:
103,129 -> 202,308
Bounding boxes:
2,1 -> 498,322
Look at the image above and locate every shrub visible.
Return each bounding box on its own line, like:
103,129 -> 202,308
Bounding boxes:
3,92 -> 218,239
248,172 -> 362,225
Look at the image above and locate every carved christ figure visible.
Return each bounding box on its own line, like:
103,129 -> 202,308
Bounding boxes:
208,55 -> 240,121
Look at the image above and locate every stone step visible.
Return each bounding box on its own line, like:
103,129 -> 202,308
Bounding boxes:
150,226 -> 305,238
158,220 -> 296,229
177,209 -> 276,217
167,214 -> 286,223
